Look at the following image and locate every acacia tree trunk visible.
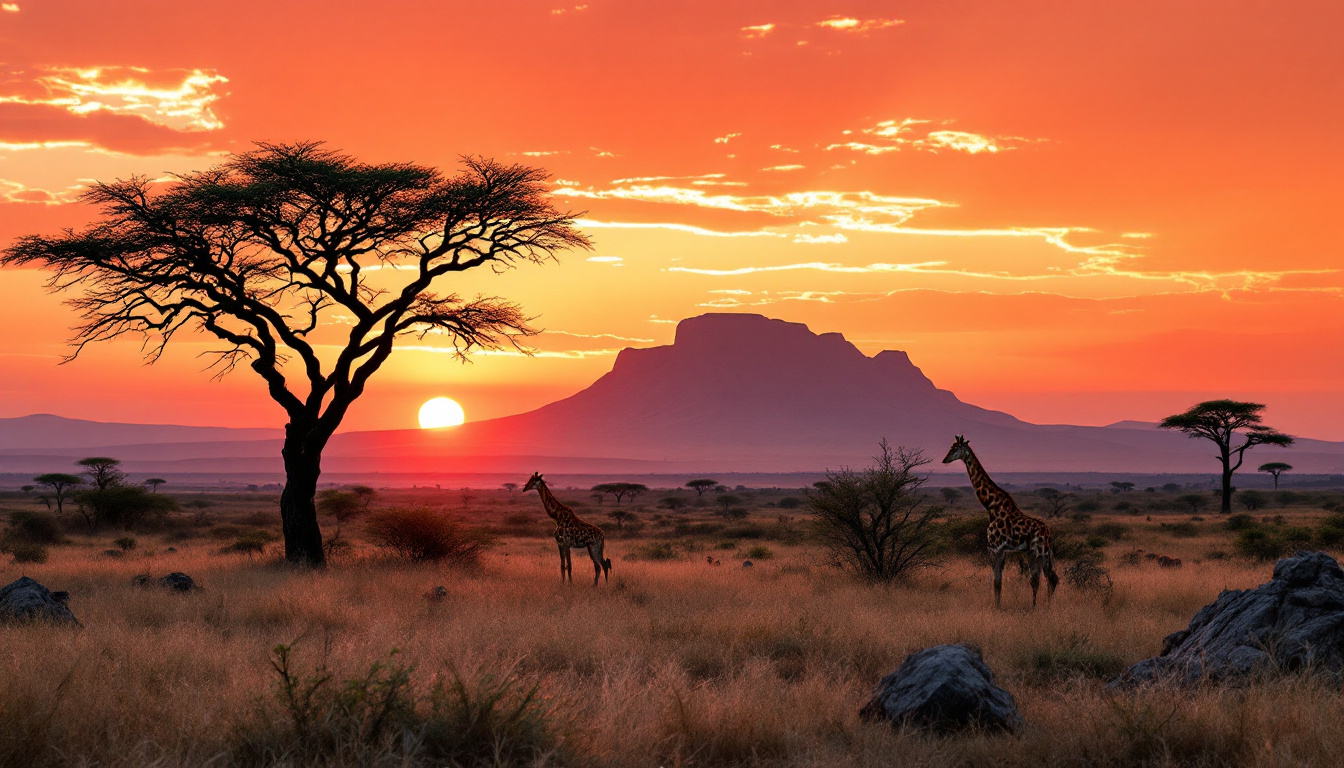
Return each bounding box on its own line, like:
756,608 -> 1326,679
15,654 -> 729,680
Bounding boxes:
1219,445 -> 1234,514
280,422 -> 327,566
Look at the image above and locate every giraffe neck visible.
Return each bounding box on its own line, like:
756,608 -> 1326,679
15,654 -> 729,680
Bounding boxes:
961,447 -> 1017,522
536,482 -> 576,523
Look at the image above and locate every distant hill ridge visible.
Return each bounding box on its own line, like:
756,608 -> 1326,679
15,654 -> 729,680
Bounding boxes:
1,314 -> 1339,474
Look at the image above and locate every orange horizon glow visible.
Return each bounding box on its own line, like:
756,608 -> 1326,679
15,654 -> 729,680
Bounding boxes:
0,2 -> 1340,440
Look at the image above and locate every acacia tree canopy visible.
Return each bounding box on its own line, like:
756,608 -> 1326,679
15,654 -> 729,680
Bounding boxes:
2,142 -> 590,565
1160,400 -> 1293,514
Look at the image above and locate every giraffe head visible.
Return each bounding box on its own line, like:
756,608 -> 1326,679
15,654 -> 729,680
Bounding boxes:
942,435 -> 972,464
523,472 -> 545,492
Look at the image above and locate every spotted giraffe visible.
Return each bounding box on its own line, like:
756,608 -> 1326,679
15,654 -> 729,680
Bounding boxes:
942,436 -> 1059,608
523,472 -> 611,585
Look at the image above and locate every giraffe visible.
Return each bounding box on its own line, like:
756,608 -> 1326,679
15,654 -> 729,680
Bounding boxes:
942,435 -> 1059,608
523,472 -> 612,585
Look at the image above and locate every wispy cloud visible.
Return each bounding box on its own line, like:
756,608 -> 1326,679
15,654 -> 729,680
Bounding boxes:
0,178 -> 83,204
826,118 -> 1033,156
741,23 -> 775,38
713,133 -> 741,144
586,255 -> 624,266
794,233 -> 847,244
1,4 -> 19,12
762,164 -> 805,172
816,17 -> 904,32
574,218 -> 783,238
917,130 -> 1005,154
0,66 -> 230,132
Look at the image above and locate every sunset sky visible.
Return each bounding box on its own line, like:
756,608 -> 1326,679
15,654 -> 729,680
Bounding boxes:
1,1 -> 1341,439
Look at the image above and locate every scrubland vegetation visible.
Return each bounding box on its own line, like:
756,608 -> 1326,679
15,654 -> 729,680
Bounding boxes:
4,480 -> 1344,767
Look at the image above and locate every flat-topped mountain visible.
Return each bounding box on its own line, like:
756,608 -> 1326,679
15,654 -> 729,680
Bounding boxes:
321,313 -> 1337,473
2,314 -> 1337,475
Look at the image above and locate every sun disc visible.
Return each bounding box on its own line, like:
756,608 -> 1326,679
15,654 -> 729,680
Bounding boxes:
418,397 -> 466,429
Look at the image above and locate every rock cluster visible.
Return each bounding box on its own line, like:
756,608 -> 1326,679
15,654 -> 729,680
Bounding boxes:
0,576 -> 80,625
1113,550 -> 1344,686
860,643 -> 1021,732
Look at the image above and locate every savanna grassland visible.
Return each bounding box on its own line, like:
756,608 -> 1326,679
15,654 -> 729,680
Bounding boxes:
4,483 -> 1344,768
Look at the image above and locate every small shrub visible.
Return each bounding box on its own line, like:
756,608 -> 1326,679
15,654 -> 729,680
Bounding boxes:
934,515 -> 987,556
715,540 -> 737,550
1159,522 -> 1199,538
1283,526 -> 1314,547
7,542 -> 48,563
1205,549 -> 1229,560
808,441 -> 942,582
1023,634 -> 1125,682
5,510 -> 63,544
1085,534 -> 1108,549
364,507 -> 493,564
742,545 -> 774,560
1225,513 -> 1258,531
1074,499 -> 1101,513
1316,525 -> 1344,548
1092,522 -> 1131,541
225,533 -> 273,556
420,670 -> 564,766
1235,528 -> 1287,561
113,536 -> 136,551
1066,560 -> 1114,593
777,497 -> 801,509
631,542 -> 678,561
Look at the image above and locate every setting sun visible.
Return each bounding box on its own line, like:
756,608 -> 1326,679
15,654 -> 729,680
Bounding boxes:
418,397 -> 466,429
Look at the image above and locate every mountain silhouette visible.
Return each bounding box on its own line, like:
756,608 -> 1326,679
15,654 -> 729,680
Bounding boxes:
320,313 -> 1335,473
2,314 -> 1336,475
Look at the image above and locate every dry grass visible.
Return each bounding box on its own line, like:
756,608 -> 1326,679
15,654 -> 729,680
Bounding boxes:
2,488 -> 1344,767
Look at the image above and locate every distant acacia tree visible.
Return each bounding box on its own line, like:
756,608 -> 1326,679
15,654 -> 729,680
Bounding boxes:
78,457 -> 125,490
1109,481 -> 1135,494
501,482 -> 518,495
144,478 -> 166,493
607,509 -> 629,531
686,479 -> 719,496
1036,487 -> 1074,519
1161,400 -> 1294,514
939,487 -> 960,506
659,496 -> 688,511
1258,462 -> 1293,490
33,473 -> 83,515
591,482 -> 648,505
2,142 -> 589,565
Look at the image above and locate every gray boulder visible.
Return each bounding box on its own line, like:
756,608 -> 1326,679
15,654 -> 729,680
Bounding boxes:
859,643 -> 1021,732
1112,551 -> 1344,687
0,576 -> 80,626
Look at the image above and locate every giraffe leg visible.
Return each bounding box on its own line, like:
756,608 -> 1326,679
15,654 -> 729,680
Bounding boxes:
586,544 -> 604,586
1029,554 -> 1043,608
1044,551 -> 1060,600
588,539 -> 610,584
991,550 -> 1006,608
558,544 -> 570,583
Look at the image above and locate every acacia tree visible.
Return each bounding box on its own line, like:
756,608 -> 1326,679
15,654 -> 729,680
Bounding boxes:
33,473 -> 83,515
78,456 -> 125,490
808,440 -> 942,582
1160,400 -> 1294,514
1258,462 -> 1292,490
685,479 -> 718,496
2,142 -> 589,565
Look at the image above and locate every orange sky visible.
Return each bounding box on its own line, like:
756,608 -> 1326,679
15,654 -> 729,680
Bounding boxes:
0,1 -> 1341,438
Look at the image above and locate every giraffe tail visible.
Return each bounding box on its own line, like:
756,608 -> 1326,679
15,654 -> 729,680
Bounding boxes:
1044,550 -> 1060,595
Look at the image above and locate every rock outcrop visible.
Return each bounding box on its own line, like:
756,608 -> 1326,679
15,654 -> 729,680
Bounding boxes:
860,643 -> 1021,732
0,576 -> 80,625
1112,551 -> 1344,686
